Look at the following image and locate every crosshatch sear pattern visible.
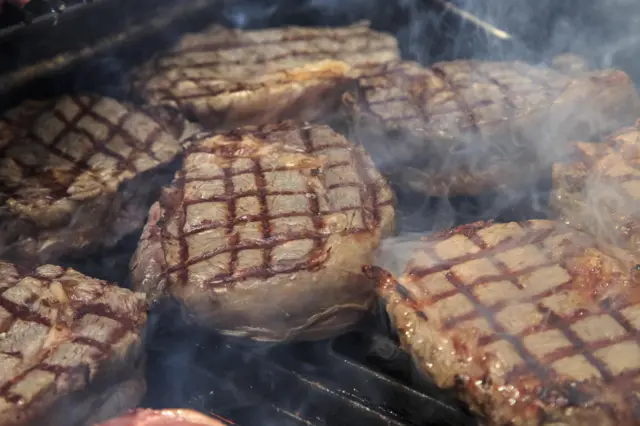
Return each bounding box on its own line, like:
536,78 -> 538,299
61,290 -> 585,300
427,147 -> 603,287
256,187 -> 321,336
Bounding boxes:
552,118 -> 640,259
373,220 -> 640,426
131,121 -> 396,341
97,409 -> 233,426
131,21 -> 400,131
0,261 -> 148,426
342,60 -> 640,196
0,94 -> 184,265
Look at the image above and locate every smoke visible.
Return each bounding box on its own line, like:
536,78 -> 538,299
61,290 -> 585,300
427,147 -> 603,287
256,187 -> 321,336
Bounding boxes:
23,1 -> 640,424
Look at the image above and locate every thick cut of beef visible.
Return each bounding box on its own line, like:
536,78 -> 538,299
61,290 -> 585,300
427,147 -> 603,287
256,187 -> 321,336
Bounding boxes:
131,121 -> 396,341
552,119 -> 640,259
0,261 -> 148,426
96,409 -> 232,426
0,94 -> 187,266
131,21 -> 400,131
371,220 -> 640,426
342,59 -> 640,196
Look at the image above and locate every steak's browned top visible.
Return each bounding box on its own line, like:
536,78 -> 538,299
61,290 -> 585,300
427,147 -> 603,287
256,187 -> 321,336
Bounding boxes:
136,20 -> 399,83
131,21 -> 400,131
160,121 -> 395,290
349,60 -> 623,140
344,60 -> 640,196
552,119 -> 640,256
0,261 -> 147,426
376,220 -> 640,425
0,94 -> 181,217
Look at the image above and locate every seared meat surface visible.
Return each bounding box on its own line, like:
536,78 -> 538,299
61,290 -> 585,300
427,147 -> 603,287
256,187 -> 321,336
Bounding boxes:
0,94 -> 185,265
343,59 -> 640,196
552,119 -> 640,258
131,121 -> 395,341
372,220 -> 640,426
0,261 -> 148,426
96,409 -> 231,426
131,21 -> 400,131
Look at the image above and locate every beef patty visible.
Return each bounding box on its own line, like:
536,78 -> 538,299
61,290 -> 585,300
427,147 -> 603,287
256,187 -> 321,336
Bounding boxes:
0,94 -> 186,265
371,220 -> 640,425
552,119 -> 640,259
131,121 -> 395,341
342,59 -> 640,196
97,409 -> 232,426
131,21 -> 400,131
0,261 -> 148,426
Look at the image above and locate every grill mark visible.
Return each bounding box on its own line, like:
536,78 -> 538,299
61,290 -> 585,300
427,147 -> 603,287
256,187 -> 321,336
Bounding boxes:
159,27 -> 380,56
402,225 -> 554,391
187,139 -> 351,156
0,267 -> 145,411
357,62 -> 579,142
1,98 -> 97,181
407,228 -> 553,280
300,126 -> 326,257
181,202 -> 393,238
54,102 -> 134,175
430,65 -> 481,133
444,268 -> 551,382
349,144 -> 382,231
0,152 -> 74,201
167,203 -> 380,274
168,126 -> 391,287
222,166 -> 238,281
395,222 -> 640,420
183,160 -> 353,183
154,58 -> 351,101
453,278 -> 582,336
72,335 -> 111,353
600,298 -> 637,334
457,229 -> 623,385
532,307 -> 616,381
182,186 -> 361,206
469,65 -> 519,112
75,97 -> 164,165
391,282 -> 428,321
73,302 -> 139,333
253,156 -> 272,275
0,95 -> 173,207
157,40 -> 390,71
173,176 -> 190,287
0,295 -> 51,326
429,261 -> 558,308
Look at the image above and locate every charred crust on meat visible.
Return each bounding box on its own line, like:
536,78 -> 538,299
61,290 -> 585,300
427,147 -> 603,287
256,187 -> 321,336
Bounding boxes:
426,220 -> 493,242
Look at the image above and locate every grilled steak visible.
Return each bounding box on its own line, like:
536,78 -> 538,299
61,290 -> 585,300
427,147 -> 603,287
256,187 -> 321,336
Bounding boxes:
131,21 -> 400,131
342,59 -> 640,196
96,409 -> 231,426
371,220 -> 640,426
551,119 -> 640,258
0,94 -> 186,265
0,261 -> 148,426
131,121 -> 396,341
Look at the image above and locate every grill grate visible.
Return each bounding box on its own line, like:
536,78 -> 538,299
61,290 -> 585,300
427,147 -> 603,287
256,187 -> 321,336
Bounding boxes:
142,306 -> 477,426
0,0 -> 102,36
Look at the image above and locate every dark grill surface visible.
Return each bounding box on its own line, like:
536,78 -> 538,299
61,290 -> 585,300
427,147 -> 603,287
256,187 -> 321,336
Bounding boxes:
0,0 -> 93,34
142,305 -> 477,426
